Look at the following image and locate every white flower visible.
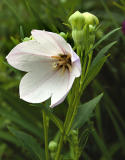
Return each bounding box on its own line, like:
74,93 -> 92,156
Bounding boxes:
6,30 -> 81,107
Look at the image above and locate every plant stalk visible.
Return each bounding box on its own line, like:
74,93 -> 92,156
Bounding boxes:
42,110 -> 50,160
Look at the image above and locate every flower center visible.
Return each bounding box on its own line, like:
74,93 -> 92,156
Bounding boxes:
51,54 -> 72,72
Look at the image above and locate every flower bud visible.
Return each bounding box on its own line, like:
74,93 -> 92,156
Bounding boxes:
68,11 -> 85,30
23,37 -> 31,42
59,32 -> 67,40
23,36 -> 34,42
68,11 -> 99,50
82,12 -> 99,26
72,30 -> 84,47
49,141 -> 57,152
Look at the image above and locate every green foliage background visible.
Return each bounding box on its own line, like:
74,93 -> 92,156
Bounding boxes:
0,0 -> 125,159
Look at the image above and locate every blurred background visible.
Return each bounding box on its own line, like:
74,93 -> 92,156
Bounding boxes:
0,0 -> 125,159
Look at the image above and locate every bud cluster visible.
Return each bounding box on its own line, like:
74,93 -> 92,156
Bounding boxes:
68,11 -> 99,51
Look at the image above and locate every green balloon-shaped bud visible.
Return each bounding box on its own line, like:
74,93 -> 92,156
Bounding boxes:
59,32 -> 67,40
82,12 -> 99,26
68,11 -> 99,50
49,141 -> 57,152
68,11 -> 85,30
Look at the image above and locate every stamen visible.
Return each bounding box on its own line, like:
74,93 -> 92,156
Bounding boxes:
51,56 -> 61,60
51,54 -> 72,72
58,61 -> 66,65
62,65 -> 66,73
67,63 -> 72,72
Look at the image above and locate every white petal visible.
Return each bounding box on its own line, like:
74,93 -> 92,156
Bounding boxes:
71,59 -> 81,78
6,40 -> 54,71
68,44 -> 80,62
20,66 -> 75,107
50,70 -> 75,108
50,56 -> 81,107
19,65 -> 55,103
31,30 -> 71,55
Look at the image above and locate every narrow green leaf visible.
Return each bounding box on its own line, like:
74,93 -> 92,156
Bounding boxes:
93,80 -> 125,130
92,127 -> 112,159
91,41 -> 117,68
92,28 -> 120,51
72,93 -> 103,129
105,105 -> 125,150
87,28 -> 120,55
8,127 -> 43,160
0,89 -> 41,124
83,56 -> 108,90
0,131 -> 18,145
0,107 -> 43,139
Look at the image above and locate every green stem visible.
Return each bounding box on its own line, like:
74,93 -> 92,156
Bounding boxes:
55,133 -> 64,160
55,102 -> 75,160
65,79 -> 79,127
42,111 -> 49,160
84,52 -> 92,78
79,53 -> 87,91
55,80 -> 80,160
55,107 -> 72,160
77,46 -> 81,57
66,50 -> 93,144
66,93 -> 80,135
80,51 -> 93,95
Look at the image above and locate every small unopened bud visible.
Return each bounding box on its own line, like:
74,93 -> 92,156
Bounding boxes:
23,37 -> 31,42
49,141 -> 57,152
59,32 -> 67,40
23,36 -> 34,42
82,12 -> 99,26
68,11 -> 85,30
